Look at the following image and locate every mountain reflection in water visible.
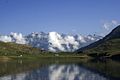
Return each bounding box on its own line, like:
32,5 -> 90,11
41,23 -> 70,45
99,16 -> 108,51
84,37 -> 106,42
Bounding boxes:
0,64 -> 109,80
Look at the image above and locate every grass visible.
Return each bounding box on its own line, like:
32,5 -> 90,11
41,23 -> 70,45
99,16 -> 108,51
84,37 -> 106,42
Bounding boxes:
0,41 -> 43,56
83,39 -> 120,58
0,53 -> 89,61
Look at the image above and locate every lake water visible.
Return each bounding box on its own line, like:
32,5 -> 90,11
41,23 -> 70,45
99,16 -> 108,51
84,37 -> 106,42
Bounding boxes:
0,58 -> 119,80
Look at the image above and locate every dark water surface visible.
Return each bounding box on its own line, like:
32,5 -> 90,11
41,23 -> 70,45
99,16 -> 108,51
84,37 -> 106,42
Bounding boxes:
0,58 -> 120,80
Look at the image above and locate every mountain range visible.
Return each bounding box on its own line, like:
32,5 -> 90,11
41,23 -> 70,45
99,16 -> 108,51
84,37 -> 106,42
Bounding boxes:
0,32 -> 102,52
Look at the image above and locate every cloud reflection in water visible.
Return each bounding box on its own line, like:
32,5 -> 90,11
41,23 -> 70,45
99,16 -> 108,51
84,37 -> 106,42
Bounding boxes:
0,64 -> 108,80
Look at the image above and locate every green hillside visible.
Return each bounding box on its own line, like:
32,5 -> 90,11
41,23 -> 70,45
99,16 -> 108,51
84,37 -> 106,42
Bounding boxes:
0,41 -> 89,60
84,39 -> 120,56
0,41 -> 43,56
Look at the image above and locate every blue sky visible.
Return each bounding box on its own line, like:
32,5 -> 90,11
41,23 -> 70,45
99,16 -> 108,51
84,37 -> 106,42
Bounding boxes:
0,0 -> 120,35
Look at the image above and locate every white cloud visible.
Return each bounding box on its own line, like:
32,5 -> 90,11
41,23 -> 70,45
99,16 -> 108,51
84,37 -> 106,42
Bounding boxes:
48,32 -> 65,51
48,32 -> 80,52
0,35 -> 12,42
101,20 -> 120,36
103,20 -> 119,31
64,35 -> 79,50
0,32 -> 26,44
103,23 -> 110,30
112,20 -> 118,25
10,32 -> 26,44
0,31 -> 101,52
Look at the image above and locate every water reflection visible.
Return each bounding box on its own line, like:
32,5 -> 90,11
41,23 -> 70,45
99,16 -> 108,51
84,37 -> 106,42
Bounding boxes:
0,73 -> 26,80
49,64 -> 107,80
0,64 -> 109,80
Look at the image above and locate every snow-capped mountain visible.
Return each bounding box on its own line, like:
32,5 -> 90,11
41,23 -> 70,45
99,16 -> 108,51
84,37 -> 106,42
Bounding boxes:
0,32 -> 102,52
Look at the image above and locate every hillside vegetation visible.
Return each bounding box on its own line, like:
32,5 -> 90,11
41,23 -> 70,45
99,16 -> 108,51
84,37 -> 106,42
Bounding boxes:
84,39 -> 120,56
0,41 -> 43,56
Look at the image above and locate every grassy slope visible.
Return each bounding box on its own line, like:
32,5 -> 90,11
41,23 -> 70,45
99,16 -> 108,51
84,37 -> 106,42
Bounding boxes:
0,41 -> 42,56
0,41 -> 88,60
84,39 -> 120,56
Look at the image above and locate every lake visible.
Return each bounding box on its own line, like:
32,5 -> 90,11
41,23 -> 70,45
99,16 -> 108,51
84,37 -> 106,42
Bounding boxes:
0,58 -> 120,80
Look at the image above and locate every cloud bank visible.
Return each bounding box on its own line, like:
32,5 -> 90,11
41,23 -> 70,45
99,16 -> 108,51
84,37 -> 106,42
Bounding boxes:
0,32 -> 102,52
